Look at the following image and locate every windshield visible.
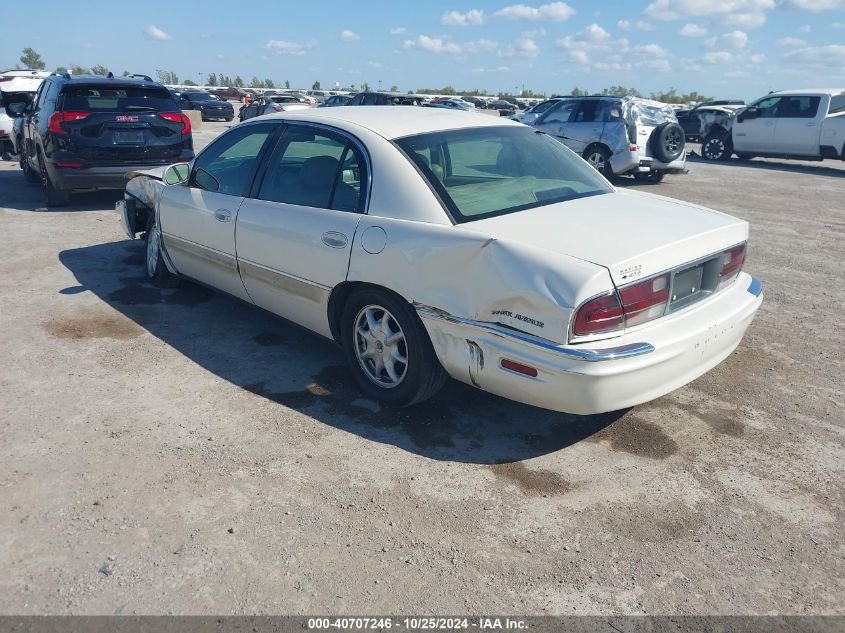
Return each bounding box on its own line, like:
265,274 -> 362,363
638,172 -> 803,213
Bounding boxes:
61,85 -> 176,111
396,126 -> 613,223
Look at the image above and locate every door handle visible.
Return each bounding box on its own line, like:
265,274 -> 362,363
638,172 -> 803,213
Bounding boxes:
214,209 -> 232,222
321,231 -> 348,248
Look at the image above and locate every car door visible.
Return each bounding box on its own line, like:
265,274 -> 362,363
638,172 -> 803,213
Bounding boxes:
772,95 -> 822,156
561,99 -> 605,154
235,123 -> 368,337
159,121 -> 280,301
26,80 -> 50,159
532,100 -> 580,150
733,96 -> 779,153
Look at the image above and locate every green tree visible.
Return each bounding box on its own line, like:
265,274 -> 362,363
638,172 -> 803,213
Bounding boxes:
90,64 -> 109,76
250,76 -> 262,88
70,65 -> 89,75
285,80 -> 290,89
361,81 -> 370,92
156,69 -> 179,84
263,78 -> 275,88
55,66 -> 68,74
234,75 -> 245,88
183,79 -> 197,86
121,70 -> 131,77
601,85 -> 641,97
312,80 -> 321,90
390,85 -> 399,92
570,87 -> 587,96
20,47 -> 45,69
207,73 -> 218,86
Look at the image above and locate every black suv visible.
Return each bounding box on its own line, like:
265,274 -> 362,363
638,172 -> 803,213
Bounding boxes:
178,91 -> 235,121
10,73 -> 194,206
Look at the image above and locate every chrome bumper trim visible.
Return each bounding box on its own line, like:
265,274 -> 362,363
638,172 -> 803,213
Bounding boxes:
416,307 -> 654,363
747,276 -> 763,297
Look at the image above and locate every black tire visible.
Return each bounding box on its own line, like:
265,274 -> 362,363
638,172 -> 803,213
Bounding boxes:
702,130 -> 733,161
38,152 -> 70,207
21,149 -> 40,183
650,122 -> 685,163
633,171 -> 665,183
341,287 -> 446,407
226,116 -> 233,122
144,215 -> 179,287
735,153 -> 754,161
582,145 -> 612,177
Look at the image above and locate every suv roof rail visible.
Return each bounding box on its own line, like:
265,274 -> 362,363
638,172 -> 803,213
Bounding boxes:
128,73 -> 154,82
50,71 -> 71,80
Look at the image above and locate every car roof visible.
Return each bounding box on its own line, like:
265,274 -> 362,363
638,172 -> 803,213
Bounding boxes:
260,106 -> 522,140
765,88 -> 845,97
47,74 -> 164,88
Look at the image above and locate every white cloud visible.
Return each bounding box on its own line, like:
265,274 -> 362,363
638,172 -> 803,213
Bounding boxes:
645,0 -> 774,29
390,27 -> 407,35
781,0 -> 843,10
146,25 -> 171,41
441,9 -> 485,26
265,40 -> 308,56
706,30 -> 749,49
798,24 -> 812,32
403,35 -> 497,54
569,50 -> 591,65
617,19 -> 653,30
367,60 -> 383,68
494,2 -> 576,21
498,38 -> 540,57
834,21 -> 845,27
783,43 -> 845,67
636,58 -> 671,71
679,23 -> 707,36
471,65 -> 511,73
633,43 -> 669,57
751,53 -> 766,62
520,28 -> 546,37
341,30 -> 360,42
778,36 -> 807,46
703,50 -> 734,63
556,24 -> 630,67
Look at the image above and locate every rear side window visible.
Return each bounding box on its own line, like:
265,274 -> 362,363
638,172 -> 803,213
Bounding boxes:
776,96 -> 821,119
828,94 -> 845,115
61,85 -> 176,112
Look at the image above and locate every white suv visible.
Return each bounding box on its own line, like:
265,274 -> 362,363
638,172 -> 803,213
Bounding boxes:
0,69 -> 49,157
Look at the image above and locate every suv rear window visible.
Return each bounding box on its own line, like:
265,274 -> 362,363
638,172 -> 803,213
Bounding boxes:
61,85 -> 176,112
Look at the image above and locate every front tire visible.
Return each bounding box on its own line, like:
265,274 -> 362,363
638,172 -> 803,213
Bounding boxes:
702,130 -> 733,161
145,215 -> 179,287
21,149 -> 40,183
582,146 -> 612,177
341,288 -> 446,407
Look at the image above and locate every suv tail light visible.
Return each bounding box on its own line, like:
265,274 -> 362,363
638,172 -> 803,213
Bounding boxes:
717,243 -> 746,289
158,112 -> 192,135
0,76 -> 13,83
48,111 -> 89,135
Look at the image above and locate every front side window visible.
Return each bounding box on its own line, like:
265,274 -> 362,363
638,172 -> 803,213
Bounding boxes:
257,126 -> 364,212
753,96 -> 781,118
531,99 -> 558,114
541,100 -> 579,124
397,126 -> 612,223
191,122 -> 278,196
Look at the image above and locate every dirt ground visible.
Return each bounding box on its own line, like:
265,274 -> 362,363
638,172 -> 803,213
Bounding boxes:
0,118 -> 843,615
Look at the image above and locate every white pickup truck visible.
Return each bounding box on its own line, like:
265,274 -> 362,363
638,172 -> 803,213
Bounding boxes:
700,89 -> 845,163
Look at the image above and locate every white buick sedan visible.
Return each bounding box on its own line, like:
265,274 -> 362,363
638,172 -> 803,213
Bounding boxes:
118,107 -> 763,414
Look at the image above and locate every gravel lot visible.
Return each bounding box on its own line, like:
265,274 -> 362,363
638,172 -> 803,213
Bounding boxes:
1,116 -> 843,615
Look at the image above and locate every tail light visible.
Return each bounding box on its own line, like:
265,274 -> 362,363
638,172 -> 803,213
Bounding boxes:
48,111 -> 89,135
158,112 -> 192,135
572,273 -> 669,338
0,76 -> 13,83
717,243 -> 746,289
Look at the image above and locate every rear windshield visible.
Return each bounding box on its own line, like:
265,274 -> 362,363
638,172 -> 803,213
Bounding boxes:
188,93 -> 218,101
396,126 -> 612,223
61,85 -> 176,111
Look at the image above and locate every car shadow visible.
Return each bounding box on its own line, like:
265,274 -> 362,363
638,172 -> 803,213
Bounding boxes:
0,168 -> 124,212
59,239 -> 628,465
685,153 -> 845,178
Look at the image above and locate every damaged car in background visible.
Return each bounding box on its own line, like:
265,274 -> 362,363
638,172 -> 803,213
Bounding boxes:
701,89 -> 845,162
117,108 -> 762,415
530,95 -> 686,183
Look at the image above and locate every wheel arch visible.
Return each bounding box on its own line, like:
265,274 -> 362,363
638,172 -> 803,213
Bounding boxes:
582,142 -> 612,159
327,281 -> 416,345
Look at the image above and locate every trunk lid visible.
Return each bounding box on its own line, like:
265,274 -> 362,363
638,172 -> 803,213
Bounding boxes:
459,189 -> 748,287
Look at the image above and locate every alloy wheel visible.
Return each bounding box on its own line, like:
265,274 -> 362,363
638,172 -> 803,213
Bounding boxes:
353,305 -> 408,388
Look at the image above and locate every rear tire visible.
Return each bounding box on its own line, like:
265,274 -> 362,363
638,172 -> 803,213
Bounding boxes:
341,287 -> 446,407
582,146 -> 612,178
38,152 -> 70,207
144,215 -> 179,288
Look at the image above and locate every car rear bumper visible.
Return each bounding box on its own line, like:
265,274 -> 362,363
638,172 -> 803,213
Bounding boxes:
611,148 -> 687,175
419,273 -> 763,415
46,153 -> 194,191
199,109 -> 234,119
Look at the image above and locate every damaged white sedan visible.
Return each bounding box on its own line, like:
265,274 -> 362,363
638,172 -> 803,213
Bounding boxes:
117,107 -> 763,414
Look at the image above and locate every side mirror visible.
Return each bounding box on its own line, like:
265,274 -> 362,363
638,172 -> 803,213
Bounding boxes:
738,107 -> 758,122
163,162 -> 190,185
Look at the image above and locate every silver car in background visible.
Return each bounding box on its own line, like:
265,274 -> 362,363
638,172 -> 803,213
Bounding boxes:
530,96 -> 687,183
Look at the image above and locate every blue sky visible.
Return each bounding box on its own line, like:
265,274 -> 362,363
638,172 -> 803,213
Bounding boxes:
4,1 -> 845,99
